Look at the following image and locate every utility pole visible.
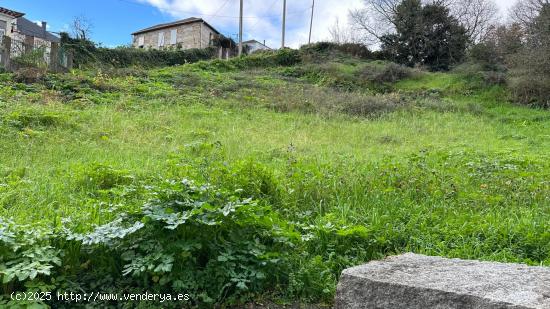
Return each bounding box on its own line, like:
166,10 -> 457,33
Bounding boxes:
308,0 -> 315,44
239,0 -> 243,56
281,0 -> 286,49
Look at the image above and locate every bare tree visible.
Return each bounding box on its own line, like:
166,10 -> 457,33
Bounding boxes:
349,0 -> 400,43
349,0 -> 499,44
71,15 -> 93,40
329,18 -> 363,43
451,0 -> 499,43
509,0 -> 550,28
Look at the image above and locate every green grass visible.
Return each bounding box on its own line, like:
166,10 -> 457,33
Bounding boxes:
1,50 -> 550,306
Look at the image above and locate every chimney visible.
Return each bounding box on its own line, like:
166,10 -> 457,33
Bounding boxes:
41,21 -> 47,36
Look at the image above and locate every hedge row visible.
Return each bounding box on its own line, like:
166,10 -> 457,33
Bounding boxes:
92,47 -> 217,68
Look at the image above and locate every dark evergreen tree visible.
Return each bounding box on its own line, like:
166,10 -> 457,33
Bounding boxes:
381,0 -> 468,70
380,0 -> 424,67
421,5 -> 468,70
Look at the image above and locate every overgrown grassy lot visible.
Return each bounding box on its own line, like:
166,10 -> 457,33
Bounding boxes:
1,47 -> 549,307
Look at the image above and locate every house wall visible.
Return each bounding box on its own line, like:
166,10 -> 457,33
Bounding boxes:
0,13 -> 15,37
244,42 -> 270,54
133,22 -> 217,50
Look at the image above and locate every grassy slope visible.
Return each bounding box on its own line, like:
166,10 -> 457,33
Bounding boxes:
1,53 -> 550,303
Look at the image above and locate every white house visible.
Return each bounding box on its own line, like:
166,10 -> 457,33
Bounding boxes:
242,40 -> 271,54
0,7 -> 24,39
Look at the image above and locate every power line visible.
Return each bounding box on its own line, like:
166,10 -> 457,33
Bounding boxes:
246,0 -> 280,35
116,0 -> 309,20
211,0 -> 231,17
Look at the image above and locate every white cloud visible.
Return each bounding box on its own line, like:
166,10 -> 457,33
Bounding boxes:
137,0 -> 363,48
137,0 -> 519,48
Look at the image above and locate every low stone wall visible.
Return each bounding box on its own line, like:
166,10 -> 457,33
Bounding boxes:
335,253 -> 550,309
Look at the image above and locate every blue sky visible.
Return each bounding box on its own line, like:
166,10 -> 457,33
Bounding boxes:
1,0 -> 176,47
1,0 -> 517,48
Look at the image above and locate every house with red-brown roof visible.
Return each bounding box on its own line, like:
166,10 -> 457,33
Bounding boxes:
0,6 -> 59,46
0,7 -> 24,38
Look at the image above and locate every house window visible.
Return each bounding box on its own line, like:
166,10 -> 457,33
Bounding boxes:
170,29 -> 177,45
138,36 -> 144,47
158,32 -> 165,47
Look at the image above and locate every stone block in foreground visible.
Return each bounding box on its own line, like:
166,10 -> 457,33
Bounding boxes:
335,253 -> 550,309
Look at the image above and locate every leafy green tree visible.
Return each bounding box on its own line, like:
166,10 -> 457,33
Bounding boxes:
381,0 -> 468,70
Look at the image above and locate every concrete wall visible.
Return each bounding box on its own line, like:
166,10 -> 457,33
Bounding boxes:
133,22 -> 217,50
336,253 -> 550,309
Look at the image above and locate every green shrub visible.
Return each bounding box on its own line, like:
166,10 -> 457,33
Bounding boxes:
508,75 -> 550,108
3,109 -> 66,130
361,62 -> 413,83
506,5 -> 550,108
13,67 -> 48,84
264,83 -> 408,117
481,71 -> 507,86
194,59 -> 238,72
192,49 -> 302,73
234,49 -> 301,69
63,178 -> 298,306
467,43 -> 506,72
300,42 -> 372,60
11,47 -> 48,70
340,92 -> 408,117
75,163 -> 135,191
62,33 -> 217,68
0,218 -> 61,308
93,47 -> 217,68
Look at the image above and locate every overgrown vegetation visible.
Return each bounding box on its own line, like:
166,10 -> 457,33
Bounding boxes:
1,45 -> 549,308
508,4 -> 550,107
60,32 -> 217,68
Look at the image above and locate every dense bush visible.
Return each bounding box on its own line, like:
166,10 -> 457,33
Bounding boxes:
300,42 -> 372,59
1,170 -> 371,307
193,49 -> 302,72
93,47 -> 217,68
2,109 -> 67,131
360,62 -> 413,83
508,75 -> 550,107
280,60 -> 414,94
232,48 -> 301,68
13,67 -> 48,84
0,179 -> 290,306
11,47 -> 49,70
507,4 -> 550,107
64,178 -> 297,305
469,24 -> 523,72
60,32 -> 216,68
468,43 -> 506,72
